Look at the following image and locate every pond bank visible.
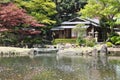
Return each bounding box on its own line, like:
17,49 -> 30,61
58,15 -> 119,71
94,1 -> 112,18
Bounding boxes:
108,47 -> 120,52
108,47 -> 120,56
0,46 -> 119,57
57,46 -> 120,56
0,46 -> 30,57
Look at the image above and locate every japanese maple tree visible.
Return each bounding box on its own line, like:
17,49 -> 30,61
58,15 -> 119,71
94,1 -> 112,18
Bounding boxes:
0,2 -> 45,46
0,2 -> 43,30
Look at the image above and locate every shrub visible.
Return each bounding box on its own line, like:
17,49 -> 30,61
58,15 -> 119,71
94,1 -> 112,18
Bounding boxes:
76,37 -> 86,45
2,38 -> 17,46
106,42 -> 113,47
110,36 -> 120,45
110,36 -> 118,44
115,41 -> 120,45
31,38 -> 42,44
85,38 -> 96,47
53,39 -> 76,44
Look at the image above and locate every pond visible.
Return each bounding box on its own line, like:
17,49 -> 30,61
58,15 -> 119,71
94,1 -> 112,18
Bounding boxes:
0,54 -> 120,80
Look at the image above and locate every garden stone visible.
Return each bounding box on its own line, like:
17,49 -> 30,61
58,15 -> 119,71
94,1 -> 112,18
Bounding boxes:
100,45 -> 108,55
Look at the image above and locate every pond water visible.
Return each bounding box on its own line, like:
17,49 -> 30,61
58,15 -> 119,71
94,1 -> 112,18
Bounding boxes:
0,54 -> 120,80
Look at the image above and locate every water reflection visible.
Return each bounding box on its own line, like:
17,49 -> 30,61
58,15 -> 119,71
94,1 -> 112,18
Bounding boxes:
0,54 -> 120,80
88,53 -> 116,80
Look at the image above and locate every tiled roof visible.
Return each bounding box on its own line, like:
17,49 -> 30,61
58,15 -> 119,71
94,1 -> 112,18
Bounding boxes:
61,21 -> 90,25
51,26 -> 89,30
51,17 -> 100,30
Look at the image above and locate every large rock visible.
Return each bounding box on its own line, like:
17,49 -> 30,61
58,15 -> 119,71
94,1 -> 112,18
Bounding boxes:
100,45 -> 108,54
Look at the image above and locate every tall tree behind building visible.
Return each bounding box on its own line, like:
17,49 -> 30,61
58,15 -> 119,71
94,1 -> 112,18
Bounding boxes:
53,0 -> 87,24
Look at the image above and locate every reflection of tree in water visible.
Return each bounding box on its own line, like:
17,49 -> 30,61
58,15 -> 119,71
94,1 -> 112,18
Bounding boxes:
56,56 -> 88,80
88,51 -> 117,80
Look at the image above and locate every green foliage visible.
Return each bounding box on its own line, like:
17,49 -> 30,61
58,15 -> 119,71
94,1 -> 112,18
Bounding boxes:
80,0 -> 120,33
115,40 -> 120,45
80,0 -> 120,19
31,38 -> 42,44
85,38 -> 96,47
110,36 -> 120,45
2,38 -> 13,43
72,24 -> 86,37
110,36 -> 119,44
106,42 -> 113,47
0,38 -> 17,46
23,36 -> 31,43
110,36 -> 117,44
53,38 -> 96,47
76,36 -> 85,45
0,32 -> 18,45
53,39 -> 76,44
72,24 -> 86,45
15,0 -> 57,25
0,0 -> 11,3
115,14 -> 120,24
53,0 -> 87,24
23,36 -> 42,44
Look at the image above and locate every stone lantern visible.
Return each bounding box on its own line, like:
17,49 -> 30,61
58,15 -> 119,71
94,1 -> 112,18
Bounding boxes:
95,31 -> 98,42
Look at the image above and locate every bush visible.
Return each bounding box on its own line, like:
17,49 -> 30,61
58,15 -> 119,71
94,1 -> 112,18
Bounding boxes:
31,38 -> 42,44
76,37 -> 86,45
106,42 -> 113,47
115,41 -> 120,45
110,36 -> 120,45
2,38 -> 17,46
53,39 -> 76,44
110,36 -> 118,44
85,38 -> 96,47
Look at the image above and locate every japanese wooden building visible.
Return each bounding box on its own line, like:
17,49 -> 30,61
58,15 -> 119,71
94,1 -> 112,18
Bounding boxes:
51,17 -> 104,42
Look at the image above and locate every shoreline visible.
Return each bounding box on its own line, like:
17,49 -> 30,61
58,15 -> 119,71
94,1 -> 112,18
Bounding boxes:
0,46 -> 31,56
0,46 -> 119,57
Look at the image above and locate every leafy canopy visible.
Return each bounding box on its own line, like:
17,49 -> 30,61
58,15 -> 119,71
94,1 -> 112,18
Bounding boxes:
53,0 -> 87,23
0,2 -> 43,30
15,0 -> 57,25
80,0 -> 120,27
80,0 -> 120,18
